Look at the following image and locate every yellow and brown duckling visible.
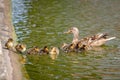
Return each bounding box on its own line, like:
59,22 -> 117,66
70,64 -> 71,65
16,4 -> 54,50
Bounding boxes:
61,43 -> 76,53
75,37 -> 92,51
75,44 -> 90,52
39,46 -> 49,55
61,43 -> 69,52
15,43 -> 26,53
49,47 -> 59,60
49,46 -> 59,55
5,38 -> 14,50
26,46 -> 40,55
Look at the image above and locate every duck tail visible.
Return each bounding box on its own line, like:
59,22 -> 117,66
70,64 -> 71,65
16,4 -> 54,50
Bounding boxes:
106,37 -> 116,41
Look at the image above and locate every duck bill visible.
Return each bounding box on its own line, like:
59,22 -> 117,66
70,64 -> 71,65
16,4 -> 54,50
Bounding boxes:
64,30 -> 72,34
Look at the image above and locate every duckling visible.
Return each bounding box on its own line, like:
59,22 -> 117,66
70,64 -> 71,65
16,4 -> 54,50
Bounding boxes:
39,46 -> 49,55
49,47 -> 59,55
15,43 -> 26,53
49,47 -> 59,60
61,43 -> 77,53
77,44 -> 90,52
26,46 -> 40,55
5,38 -> 14,50
75,37 -> 92,51
61,43 -> 69,52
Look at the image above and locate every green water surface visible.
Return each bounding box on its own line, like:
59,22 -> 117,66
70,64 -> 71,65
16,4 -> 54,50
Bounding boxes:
12,0 -> 120,80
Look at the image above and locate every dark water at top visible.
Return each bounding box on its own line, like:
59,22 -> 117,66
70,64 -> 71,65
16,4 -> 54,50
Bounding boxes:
12,0 -> 120,80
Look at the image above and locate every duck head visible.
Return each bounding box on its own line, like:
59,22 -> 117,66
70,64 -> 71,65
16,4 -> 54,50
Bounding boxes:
65,27 -> 79,34
65,27 -> 79,44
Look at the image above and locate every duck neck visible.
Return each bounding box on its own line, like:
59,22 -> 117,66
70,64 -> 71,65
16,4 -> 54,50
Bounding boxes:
72,32 -> 79,44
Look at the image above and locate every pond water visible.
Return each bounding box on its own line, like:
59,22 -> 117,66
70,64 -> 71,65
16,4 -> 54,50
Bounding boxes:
12,0 -> 120,80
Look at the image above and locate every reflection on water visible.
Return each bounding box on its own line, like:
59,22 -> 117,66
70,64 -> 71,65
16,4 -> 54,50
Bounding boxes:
50,54 -> 59,60
12,0 -> 120,80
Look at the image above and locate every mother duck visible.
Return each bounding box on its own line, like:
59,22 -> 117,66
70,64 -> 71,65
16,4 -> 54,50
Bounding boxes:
65,27 -> 116,50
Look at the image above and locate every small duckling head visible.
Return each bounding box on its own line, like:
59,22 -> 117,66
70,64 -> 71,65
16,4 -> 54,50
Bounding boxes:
20,44 -> 26,52
8,38 -> 13,42
69,43 -> 75,49
33,46 -> 40,52
61,43 -> 68,49
20,44 -> 26,49
5,38 -> 14,49
44,46 -> 49,53
39,46 -> 49,55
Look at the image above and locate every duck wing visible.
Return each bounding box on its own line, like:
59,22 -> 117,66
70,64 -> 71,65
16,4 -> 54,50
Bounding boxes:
89,33 -> 116,46
76,33 -> 111,49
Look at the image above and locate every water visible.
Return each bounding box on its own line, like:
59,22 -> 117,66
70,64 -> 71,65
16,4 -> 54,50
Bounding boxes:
12,0 -> 120,80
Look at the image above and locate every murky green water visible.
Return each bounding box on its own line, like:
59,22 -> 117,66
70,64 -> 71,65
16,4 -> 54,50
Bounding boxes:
12,0 -> 120,80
